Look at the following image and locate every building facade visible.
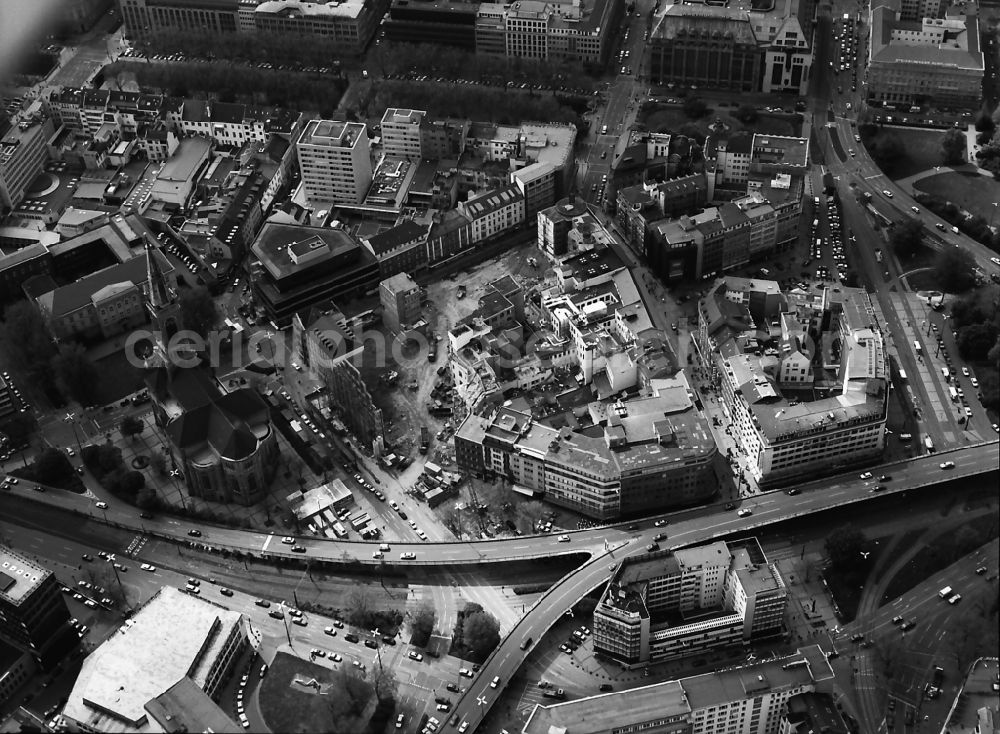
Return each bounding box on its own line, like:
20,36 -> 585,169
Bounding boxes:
379,271 -> 423,331
296,119 -> 373,205
0,116 -> 54,212
0,548 -> 77,671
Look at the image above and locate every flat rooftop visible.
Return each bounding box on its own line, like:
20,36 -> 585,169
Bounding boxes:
752,134 -> 810,168
62,587 -> 245,733
0,548 -> 49,605
299,119 -> 366,148
156,137 -> 211,183
523,680 -> 690,734
255,0 -> 368,20
251,222 -> 361,279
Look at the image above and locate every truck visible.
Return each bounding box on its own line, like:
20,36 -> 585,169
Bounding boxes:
419,426 -> 430,454
823,172 -> 835,195
924,436 -> 935,452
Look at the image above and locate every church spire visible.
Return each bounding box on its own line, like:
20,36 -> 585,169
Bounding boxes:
146,238 -> 171,310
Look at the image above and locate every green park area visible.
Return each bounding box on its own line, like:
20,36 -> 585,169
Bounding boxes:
638,100 -> 801,139
915,171 -> 1000,223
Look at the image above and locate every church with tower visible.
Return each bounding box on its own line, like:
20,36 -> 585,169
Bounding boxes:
141,240 -> 279,506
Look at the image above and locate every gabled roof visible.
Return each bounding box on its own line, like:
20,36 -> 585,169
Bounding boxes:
365,219 -> 428,256
167,387 -> 270,462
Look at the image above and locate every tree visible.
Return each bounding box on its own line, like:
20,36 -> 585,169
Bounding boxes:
975,110 -> 996,134
950,294 -> 988,329
734,103 -> 759,124
825,524 -> 868,572
872,636 -> 905,682
441,506 -> 465,537
957,322 -> 999,360
869,132 -> 906,174
51,342 -> 101,406
410,603 -> 436,648
461,609 -> 501,662
178,285 -> 218,339
0,412 -> 37,449
150,451 -> 167,477
682,97 -> 708,119
932,247 -> 977,293
0,301 -> 58,392
889,219 -> 925,259
344,586 -> 373,628
325,667 -> 374,734
515,500 -> 549,533
33,448 -> 74,484
120,415 -> 145,440
941,128 -> 967,165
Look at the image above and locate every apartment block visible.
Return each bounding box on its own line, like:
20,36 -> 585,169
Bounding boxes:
523,645 -> 835,734
457,184 -> 526,242
593,539 -> 787,667
296,119 -> 373,205
695,277 -> 888,486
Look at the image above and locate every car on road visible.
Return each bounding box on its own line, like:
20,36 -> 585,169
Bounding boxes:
459,722 -> 469,733
892,616 -> 903,625
878,475 -> 891,482
725,502 -> 735,511
786,488 -> 800,496
859,472 -> 873,480
976,565 -> 988,575
281,536 -> 295,544
324,627 -> 338,636
400,552 -> 416,560
653,519 -> 667,527
255,599 -> 270,607
221,587 -> 233,596
408,651 -> 423,661
490,676 -> 501,688
293,618 -> 307,627
939,461 -> 955,470
557,535 -> 570,543
883,190 -> 893,198
268,610 -> 284,619
948,593 -> 962,604
446,682 -> 461,693
737,508 -> 752,517
936,222 -> 946,230
95,501 -> 108,509
140,563 -> 155,572
900,620 -> 916,631
187,529 -> 202,537
459,668 -> 474,678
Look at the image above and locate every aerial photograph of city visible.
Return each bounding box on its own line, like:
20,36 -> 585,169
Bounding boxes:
0,0 -> 998,731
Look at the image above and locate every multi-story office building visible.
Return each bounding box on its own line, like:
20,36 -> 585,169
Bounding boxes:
379,271 -> 423,331
61,587 -> 246,733
593,539 -> 787,667
0,548 -> 77,671
250,221 -> 380,325
695,278 -> 888,486
296,119 -> 373,205
382,0 -> 480,47
523,645 -> 835,734
120,0 -> 387,53
0,116 -> 54,212
474,0 -> 624,65
867,1 -> 983,109
455,381 -> 717,520
646,0 -> 815,95
380,108 -> 425,161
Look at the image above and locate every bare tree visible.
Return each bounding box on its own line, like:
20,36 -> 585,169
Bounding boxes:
515,500 -> 548,533
345,586 -> 373,628
410,602 -> 436,647
441,507 -> 465,537
872,636 -> 905,683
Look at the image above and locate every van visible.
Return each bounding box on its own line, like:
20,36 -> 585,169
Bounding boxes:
938,586 -> 953,599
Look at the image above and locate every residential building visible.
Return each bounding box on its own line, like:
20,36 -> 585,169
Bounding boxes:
695,278 -> 888,486
522,645 -> 835,734
474,0 -> 624,65
780,692 -> 851,734
61,587 -> 246,733
362,219 -> 430,278
292,302 -> 386,450
0,115 -> 54,212
465,121 -> 577,194
33,246 -> 176,341
0,375 -> 16,419
379,271 -> 423,331
594,539 -> 787,666
382,0 -> 480,47
0,548 -> 77,671
510,161 -> 557,221
457,184 -> 526,243
296,119 -> 373,205
867,2 -> 984,109
537,196 -> 591,259
616,174 -> 708,253
249,221 -> 380,326
0,642 -> 37,708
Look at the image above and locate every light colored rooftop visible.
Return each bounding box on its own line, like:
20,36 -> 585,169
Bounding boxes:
156,137 -> 211,183
523,680 -> 690,734
62,587 -> 245,733
255,0 -> 367,20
